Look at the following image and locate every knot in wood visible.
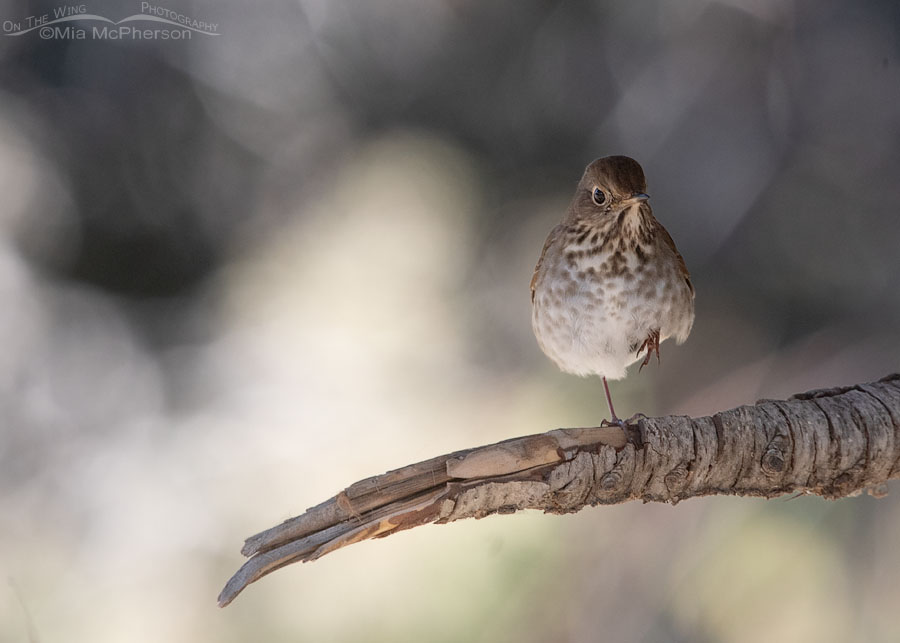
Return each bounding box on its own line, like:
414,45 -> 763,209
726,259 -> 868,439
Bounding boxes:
762,448 -> 785,474
761,434 -> 790,476
664,465 -> 689,493
599,470 -> 622,490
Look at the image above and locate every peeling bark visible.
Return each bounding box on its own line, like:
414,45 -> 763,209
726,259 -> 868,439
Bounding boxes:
218,374 -> 900,607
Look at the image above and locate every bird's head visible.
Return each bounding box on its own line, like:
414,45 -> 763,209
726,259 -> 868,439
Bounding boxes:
569,155 -> 650,224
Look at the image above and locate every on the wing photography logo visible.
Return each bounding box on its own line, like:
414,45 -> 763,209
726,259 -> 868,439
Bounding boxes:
3,3 -> 219,40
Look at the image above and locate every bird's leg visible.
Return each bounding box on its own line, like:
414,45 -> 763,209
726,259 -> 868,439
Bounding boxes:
637,329 -> 661,372
600,377 -> 648,427
600,376 -> 623,427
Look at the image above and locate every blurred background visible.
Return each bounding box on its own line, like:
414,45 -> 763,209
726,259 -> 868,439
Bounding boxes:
1,0 -> 899,641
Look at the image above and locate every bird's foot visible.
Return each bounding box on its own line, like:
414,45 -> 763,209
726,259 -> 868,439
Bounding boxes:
601,413 -> 647,428
637,329 -> 661,372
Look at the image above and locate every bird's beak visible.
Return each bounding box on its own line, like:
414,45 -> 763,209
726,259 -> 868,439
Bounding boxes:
621,192 -> 650,207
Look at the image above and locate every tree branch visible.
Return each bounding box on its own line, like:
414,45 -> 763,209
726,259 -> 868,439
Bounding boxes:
218,373 -> 900,607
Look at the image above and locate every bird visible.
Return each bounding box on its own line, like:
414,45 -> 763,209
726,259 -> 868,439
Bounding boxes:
530,155 -> 694,426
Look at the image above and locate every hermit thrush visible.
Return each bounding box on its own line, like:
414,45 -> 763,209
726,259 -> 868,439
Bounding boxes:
530,156 -> 694,425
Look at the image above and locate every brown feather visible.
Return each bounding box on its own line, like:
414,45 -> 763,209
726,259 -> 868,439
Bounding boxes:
654,220 -> 694,297
531,224 -> 564,303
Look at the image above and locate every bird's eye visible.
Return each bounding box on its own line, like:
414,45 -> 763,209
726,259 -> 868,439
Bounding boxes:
592,187 -> 606,206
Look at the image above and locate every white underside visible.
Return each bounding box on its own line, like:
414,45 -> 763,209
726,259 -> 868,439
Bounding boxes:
532,274 -> 691,380
533,298 -> 653,379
